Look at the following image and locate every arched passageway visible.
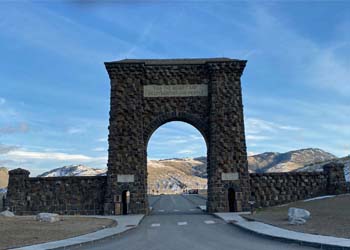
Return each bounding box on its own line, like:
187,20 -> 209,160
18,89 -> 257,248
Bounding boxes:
228,188 -> 236,212
147,121 -> 208,212
121,190 -> 130,215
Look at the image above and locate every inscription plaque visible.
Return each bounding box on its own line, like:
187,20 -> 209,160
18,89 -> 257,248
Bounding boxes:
117,174 -> 135,183
221,172 -> 239,181
144,84 -> 208,97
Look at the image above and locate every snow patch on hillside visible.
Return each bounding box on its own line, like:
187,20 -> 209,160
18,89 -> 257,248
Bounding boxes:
38,165 -> 106,177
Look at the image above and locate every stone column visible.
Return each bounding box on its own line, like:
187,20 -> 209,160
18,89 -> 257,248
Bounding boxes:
104,62 -> 147,215
7,168 -> 30,214
206,61 -> 250,212
323,162 -> 347,195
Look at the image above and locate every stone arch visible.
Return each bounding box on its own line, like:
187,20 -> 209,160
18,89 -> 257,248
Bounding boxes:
104,58 -> 250,215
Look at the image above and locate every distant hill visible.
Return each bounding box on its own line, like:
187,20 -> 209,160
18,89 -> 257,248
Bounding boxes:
0,167 -> 8,189
147,158 -> 207,194
248,148 -> 336,173
35,148 -> 337,194
297,156 -> 350,181
38,165 -> 106,177
38,161 -> 206,194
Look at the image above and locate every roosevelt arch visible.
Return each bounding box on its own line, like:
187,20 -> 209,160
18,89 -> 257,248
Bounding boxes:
104,58 -> 250,215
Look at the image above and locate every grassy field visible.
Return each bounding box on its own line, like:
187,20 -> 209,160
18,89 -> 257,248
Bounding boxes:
244,194 -> 350,238
0,216 -> 116,250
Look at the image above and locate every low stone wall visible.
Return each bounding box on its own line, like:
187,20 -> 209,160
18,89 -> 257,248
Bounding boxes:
6,169 -> 107,215
5,163 -> 348,214
250,163 -> 347,208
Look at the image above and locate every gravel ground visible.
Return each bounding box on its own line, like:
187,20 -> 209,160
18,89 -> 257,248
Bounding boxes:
244,194 -> 350,238
0,216 -> 116,250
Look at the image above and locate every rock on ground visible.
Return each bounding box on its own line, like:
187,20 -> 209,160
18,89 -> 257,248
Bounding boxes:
0,210 -> 14,217
288,207 -> 310,225
36,213 -> 60,223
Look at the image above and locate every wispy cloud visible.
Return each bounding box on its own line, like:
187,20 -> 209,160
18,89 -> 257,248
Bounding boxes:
5,150 -> 92,161
97,137 -> 107,142
92,147 -> 106,152
246,135 -> 270,141
251,5 -> 350,95
67,127 -> 85,135
1,147 -> 108,175
0,144 -> 18,154
306,45 -> 350,95
245,118 -> 302,135
176,149 -> 196,155
0,5 -> 134,64
0,123 -> 29,134
0,98 -> 5,105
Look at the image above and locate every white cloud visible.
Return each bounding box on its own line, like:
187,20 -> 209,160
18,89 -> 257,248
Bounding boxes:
5,150 -> 93,161
92,147 -> 106,152
67,127 -> 85,134
246,134 -> 270,141
245,118 -> 302,135
97,137 -> 107,142
247,151 -> 256,156
176,149 -> 195,155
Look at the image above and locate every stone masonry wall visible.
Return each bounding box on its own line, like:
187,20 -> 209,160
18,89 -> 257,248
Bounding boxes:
250,163 -> 347,208
6,169 -> 107,215
104,58 -> 250,214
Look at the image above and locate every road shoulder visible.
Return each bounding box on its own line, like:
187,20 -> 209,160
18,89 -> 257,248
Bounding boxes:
11,215 -> 144,250
215,212 -> 350,250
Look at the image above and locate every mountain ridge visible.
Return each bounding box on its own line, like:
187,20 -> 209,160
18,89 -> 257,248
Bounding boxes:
0,148 -> 342,194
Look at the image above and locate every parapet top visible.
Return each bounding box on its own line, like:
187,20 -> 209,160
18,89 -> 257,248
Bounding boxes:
9,168 -> 30,175
105,57 -> 245,66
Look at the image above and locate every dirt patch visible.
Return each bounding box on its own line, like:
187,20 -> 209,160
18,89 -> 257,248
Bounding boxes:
0,216 -> 116,250
244,194 -> 350,238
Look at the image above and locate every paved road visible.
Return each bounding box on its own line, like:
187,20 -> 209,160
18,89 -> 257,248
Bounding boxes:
79,195 -> 314,250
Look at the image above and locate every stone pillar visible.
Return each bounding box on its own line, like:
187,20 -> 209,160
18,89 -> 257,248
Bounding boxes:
104,62 -> 147,215
323,162 -> 347,195
206,61 -> 250,212
7,168 -> 30,214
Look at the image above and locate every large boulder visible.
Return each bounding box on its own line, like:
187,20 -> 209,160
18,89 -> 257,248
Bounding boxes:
0,210 -> 14,217
288,207 -> 311,225
36,213 -> 60,223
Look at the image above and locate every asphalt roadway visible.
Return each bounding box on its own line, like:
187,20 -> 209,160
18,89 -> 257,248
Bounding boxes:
78,194 -> 314,250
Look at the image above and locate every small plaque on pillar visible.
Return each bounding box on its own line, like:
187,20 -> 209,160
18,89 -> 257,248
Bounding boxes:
221,172 -> 239,181
117,174 -> 134,183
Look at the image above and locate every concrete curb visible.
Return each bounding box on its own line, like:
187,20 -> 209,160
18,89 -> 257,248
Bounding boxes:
11,214 -> 145,250
214,213 -> 350,250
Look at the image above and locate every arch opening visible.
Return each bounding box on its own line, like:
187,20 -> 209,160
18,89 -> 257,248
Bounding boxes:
147,121 -> 208,213
121,190 -> 130,215
228,188 -> 236,212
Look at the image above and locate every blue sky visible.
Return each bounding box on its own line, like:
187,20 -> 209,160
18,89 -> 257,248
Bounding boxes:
0,1 -> 350,176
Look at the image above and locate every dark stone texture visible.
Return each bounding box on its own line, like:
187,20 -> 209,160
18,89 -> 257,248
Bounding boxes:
104,58 -> 250,214
250,163 -> 347,208
7,169 -> 106,215
323,162 -> 347,194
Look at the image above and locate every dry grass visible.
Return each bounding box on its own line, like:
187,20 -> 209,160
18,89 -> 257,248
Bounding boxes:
244,194 -> 350,238
0,216 -> 116,250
